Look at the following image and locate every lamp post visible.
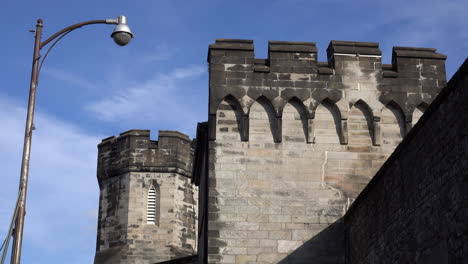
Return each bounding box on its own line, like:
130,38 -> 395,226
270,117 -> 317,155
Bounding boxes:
10,16 -> 133,264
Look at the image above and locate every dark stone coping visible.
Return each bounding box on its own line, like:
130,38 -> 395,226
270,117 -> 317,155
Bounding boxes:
383,70 -> 398,78
382,64 -> 393,70
255,58 -> 268,64
317,61 -> 330,67
254,65 -> 270,72
99,129 -> 151,145
317,61 -> 334,74
119,129 -> 151,137
393,46 -> 447,59
269,40 -> 318,53
216,39 -> 253,43
329,40 -> 379,47
208,39 -> 447,63
393,46 -> 437,52
209,39 -> 254,51
327,40 -> 382,56
100,135 -> 116,143
159,130 -> 191,141
318,67 -> 334,75
345,58 -> 468,219
99,130 -> 190,146
269,40 -> 317,45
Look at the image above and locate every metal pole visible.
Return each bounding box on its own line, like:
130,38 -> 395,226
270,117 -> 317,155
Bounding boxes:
6,17 -> 127,263
10,18 -> 43,264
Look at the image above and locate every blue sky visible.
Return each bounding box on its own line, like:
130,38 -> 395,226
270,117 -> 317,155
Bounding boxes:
1,0 -> 467,263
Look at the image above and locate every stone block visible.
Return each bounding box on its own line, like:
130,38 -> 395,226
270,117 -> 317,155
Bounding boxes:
277,240 -> 302,253
269,231 -> 292,240
235,255 -> 256,264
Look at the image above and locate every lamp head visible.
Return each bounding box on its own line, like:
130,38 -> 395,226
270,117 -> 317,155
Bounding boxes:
111,16 -> 133,46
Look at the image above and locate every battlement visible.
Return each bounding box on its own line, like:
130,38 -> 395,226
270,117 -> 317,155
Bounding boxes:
97,129 -> 193,182
208,39 -> 446,70
207,39 -> 447,142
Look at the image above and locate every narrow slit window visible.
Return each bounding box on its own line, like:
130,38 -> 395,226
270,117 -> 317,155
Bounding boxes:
147,185 -> 159,224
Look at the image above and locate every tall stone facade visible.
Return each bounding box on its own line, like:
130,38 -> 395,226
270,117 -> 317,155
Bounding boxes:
94,130 -> 198,264
206,39 -> 446,263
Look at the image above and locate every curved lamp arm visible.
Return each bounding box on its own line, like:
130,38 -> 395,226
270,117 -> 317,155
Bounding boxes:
40,19 -> 117,48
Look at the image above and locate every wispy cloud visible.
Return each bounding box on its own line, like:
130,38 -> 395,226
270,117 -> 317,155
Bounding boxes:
370,0 -> 468,75
0,95 -> 101,263
137,43 -> 173,64
374,0 -> 468,45
85,64 -> 207,136
42,67 -> 97,90
296,0 -> 468,75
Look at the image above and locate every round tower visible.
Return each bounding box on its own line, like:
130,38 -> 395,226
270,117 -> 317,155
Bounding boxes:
94,130 -> 198,264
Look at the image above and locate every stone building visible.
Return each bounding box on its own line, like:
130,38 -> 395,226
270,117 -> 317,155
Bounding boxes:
94,39 -> 468,263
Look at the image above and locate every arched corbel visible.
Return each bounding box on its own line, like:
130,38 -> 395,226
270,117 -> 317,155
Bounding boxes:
404,114 -> 412,136
270,98 -> 283,143
372,115 -> 382,146
306,109 -> 315,144
366,99 -> 384,146
240,95 -> 254,115
336,99 -> 349,145
303,98 -> 315,144
307,117 -> 315,144
239,96 -> 252,142
340,119 -> 348,145
240,113 -> 249,142
269,97 -> 283,143
274,115 -> 282,143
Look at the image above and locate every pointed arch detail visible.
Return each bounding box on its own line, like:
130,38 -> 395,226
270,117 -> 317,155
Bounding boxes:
249,96 -> 281,143
348,100 -> 374,146
313,98 -> 347,144
411,103 -> 428,128
214,95 -> 249,141
380,101 -> 406,147
382,100 -> 406,137
281,97 -> 310,143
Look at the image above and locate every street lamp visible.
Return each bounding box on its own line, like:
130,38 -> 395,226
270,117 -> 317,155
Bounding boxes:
3,16 -> 133,264
111,16 -> 134,46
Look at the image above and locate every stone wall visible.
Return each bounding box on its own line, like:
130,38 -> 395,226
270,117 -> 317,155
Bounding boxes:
95,130 -> 198,264
345,59 -> 468,263
206,39 -> 446,263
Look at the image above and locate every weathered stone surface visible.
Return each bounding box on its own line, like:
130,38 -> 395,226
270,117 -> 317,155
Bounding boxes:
345,59 -> 468,263
97,130 -> 193,181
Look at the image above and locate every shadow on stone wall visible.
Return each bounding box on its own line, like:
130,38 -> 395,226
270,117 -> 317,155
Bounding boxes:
278,218 -> 344,264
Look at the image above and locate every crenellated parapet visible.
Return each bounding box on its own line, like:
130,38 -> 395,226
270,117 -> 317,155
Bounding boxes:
97,129 -> 193,184
207,39 -> 446,143
384,46 -> 447,120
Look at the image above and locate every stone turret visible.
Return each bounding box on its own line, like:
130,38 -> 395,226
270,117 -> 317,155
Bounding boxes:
94,130 -> 198,264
